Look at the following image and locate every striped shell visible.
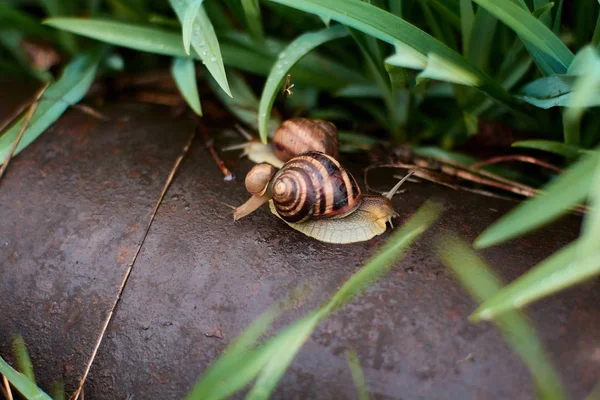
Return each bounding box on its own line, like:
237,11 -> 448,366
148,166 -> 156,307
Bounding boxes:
269,151 -> 361,223
273,118 -> 338,162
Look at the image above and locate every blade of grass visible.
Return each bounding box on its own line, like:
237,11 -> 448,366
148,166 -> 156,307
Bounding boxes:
171,57 -> 202,115
270,0 -> 526,112
170,0 -> 231,96
241,0 -> 264,42
471,0 -> 573,70
41,0 -> 78,54
475,149 -> 600,248
467,7 -> 498,71
257,25 -> 348,143
346,349 -> 369,400
11,336 -> 35,384
180,0 -> 203,55
0,356 -> 53,400
0,46 -> 104,161
563,47 -> 600,146
511,140 -> 587,158
184,306 -> 282,399
437,235 -> 567,400
578,152 -> 600,261
43,19 -> 357,90
460,0 -> 475,56
552,0 -> 563,34
470,241 -> 600,321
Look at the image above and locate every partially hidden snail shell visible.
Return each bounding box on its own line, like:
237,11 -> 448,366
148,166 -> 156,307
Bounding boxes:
273,118 -> 339,162
269,151 -> 361,223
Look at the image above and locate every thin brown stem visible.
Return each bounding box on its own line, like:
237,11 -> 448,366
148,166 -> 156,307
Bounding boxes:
0,83 -> 49,183
199,121 -> 234,181
470,155 -> 563,173
2,376 -> 13,400
69,128 -> 197,400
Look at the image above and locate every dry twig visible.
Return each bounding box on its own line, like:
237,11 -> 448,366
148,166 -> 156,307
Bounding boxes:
0,83 -> 49,183
470,154 -> 563,173
199,122 -> 234,181
2,376 -> 13,400
69,128 -> 197,400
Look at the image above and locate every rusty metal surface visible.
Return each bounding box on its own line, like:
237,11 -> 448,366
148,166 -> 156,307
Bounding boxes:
1,91 -> 599,399
0,95 -> 192,393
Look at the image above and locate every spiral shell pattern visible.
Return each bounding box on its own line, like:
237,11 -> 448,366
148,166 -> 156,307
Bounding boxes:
270,151 -> 361,223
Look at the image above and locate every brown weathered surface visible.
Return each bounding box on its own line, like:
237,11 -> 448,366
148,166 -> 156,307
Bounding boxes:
1,88 -> 598,400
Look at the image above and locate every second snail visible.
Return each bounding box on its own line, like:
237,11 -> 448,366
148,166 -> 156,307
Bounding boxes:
231,118 -> 413,244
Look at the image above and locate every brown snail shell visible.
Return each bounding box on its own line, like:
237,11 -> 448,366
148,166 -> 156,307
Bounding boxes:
269,151 -> 361,223
273,118 -> 338,162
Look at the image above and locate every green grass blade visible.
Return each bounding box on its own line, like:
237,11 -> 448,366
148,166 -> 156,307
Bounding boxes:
511,140 -> 586,158
467,7 -> 498,70
578,155 -> 600,261
51,381 -> 65,400
518,74 -> 586,109
437,236 -> 567,400
563,46 -> 600,146
171,58 -> 202,115
534,0 -> 552,26
460,0 -> 475,56
207,69 -> 275,130
270,0 -> 525,112
180,0 -> 203,55
185,306 -> 281,399
245,311 -> 324,400
41,0 -> 78,54
170,0 -> 231,97
346,349 -> 369,400
475,150 -> 600,248
12,336 -> 35,383
470,241 -> 600,321
592,11 -> 600,47
0,356 -> 53,400
0,46 -> 104,161
471,0 -> 573,70
552,0 -> 563,34
43,19 -> 358,91
241,0 -> 264,42
44,18 -> 186,57
257,25 -> 348,143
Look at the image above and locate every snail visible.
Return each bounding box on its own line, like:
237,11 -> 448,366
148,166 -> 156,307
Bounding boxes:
224,117 -> 339,169
232,150 -> 413,244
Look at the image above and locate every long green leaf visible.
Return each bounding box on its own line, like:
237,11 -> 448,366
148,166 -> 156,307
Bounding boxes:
0,46 -> 103,161
459,0 -> 475,56
185,306 -> 281,399
171,57 -> 202,115
269,0 -> 525,112
181,0 -> 203,54
170,0 -> 231,96
470,242 -> 600,320
346,349 -> 369,400
12,336 -> 35,384
471,0 -> 573,70
475,150 -> 600,248
41,0 -> 78,54
438,236 -> 566,400
511,140 -> 587,158
241,0 -> 264,42
257,25 -> 348,143
0,356 -> 53,400
467,7 -> 498,71
43,19 -> 357,91
563,46 -> 600,146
